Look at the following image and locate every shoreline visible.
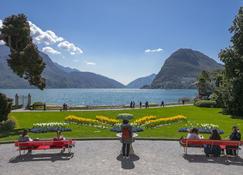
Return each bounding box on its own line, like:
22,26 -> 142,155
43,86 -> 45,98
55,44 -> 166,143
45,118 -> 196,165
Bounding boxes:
12,103 -> 193,112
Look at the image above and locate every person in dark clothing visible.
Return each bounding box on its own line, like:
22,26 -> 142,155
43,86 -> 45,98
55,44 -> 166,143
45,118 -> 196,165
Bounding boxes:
204,129 -> 221,157
130,101 -> 133,108
145,101 -> 149,108
121,119 -> 133,159
139,102 -> 142,108
161,101 -> 165,107
132,101 -> 135,108
226,126 -> 241,156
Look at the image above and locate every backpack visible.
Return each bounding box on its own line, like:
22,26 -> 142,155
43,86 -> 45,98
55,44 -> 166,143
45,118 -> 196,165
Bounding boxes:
122,126 -> 131,140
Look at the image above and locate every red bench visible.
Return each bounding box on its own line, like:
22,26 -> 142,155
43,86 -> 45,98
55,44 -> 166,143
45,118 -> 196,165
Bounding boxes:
179,139 -> 243,155
15,140 -> 75,155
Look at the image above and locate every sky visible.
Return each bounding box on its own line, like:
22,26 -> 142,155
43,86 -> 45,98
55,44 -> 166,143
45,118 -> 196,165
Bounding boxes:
0,0 -> 242,84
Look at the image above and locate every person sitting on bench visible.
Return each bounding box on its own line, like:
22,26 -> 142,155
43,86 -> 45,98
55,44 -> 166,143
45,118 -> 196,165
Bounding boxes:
18,129 -> 33,153
204,129 -> 221,157
226,126 -> 241,156
53,131 -> 66,153
187,128 -> 201,140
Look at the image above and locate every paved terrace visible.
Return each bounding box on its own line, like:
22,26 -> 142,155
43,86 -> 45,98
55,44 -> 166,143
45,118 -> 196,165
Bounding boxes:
1,140 -> 243,175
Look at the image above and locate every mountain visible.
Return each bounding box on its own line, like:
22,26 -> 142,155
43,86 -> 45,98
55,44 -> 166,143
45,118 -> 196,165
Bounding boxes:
54,62 -> 79,73
127,74 -> 156,88
151,48 -> 223,89
0,45 -> 125,88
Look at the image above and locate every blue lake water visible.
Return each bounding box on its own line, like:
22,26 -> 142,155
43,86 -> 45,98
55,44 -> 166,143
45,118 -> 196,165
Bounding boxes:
0,89 -> 197,106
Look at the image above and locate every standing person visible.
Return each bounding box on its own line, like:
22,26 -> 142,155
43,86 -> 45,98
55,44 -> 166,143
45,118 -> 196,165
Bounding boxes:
139,102 -> 142,108
204,129 -> 221,157
145,101 -> 148,108
161,101 -> 165,107
226,126 -> 241,156
121,119 -> 133,159
130,101 -> 133,108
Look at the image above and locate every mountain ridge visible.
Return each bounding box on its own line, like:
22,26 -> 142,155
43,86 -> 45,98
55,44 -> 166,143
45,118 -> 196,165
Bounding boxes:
0,45 -> 125,88
126,74 -> 156,88
151,48 -> 223,89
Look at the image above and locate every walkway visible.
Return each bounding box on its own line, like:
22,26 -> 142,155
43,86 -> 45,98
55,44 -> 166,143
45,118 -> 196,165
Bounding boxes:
1,140 -> 243,175
12,103 -> 192,112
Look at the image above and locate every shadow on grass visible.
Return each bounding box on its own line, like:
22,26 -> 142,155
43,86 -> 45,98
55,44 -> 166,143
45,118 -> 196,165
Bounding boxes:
116,154 -> 140,169
9,152 -> 74,163
218,110 -> 243,120
183,154 -> 243,166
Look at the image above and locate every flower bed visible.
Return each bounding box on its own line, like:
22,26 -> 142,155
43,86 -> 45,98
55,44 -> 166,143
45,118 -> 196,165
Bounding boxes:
143,115 -> 187,128
31,122 -> 71,133
178,122 -> 224,134
96,115 -> 120,126
65,115 -> 108,128
133,116 -> 157,126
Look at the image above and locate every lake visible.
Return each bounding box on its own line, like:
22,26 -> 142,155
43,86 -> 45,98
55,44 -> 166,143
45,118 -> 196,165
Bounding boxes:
0,89 -> 197,106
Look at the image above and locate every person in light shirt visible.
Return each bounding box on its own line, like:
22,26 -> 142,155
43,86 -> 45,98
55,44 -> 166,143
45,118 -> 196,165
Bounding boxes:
187,128 -> 201,139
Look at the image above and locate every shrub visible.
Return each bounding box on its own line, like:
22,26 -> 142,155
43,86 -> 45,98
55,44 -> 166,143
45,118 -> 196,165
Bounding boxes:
32,102 -> 44,110
0,119 -> 16,131
0,93 -> 12,122
194,100 -> 217,108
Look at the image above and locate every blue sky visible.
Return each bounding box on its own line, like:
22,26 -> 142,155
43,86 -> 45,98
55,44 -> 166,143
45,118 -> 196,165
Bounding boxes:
0,0 -> 241,84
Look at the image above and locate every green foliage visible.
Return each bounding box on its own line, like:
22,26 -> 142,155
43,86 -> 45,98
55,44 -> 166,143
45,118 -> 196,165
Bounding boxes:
0,119 -> 16,131
0,14 -> 46,89
218,7 -> 243,116
0,93 -> 12,122
197,71 -> 213,99
194,100 -> 217,108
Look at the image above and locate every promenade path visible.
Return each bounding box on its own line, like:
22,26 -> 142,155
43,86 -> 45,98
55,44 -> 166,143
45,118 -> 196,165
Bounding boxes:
1,140 -> 243,175
12,103 -> 192,112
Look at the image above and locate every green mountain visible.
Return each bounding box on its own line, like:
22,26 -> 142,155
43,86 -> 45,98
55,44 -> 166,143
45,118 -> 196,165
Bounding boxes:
127,74 -> 156,88
151,48 -> 223,89
0,45 -> 124,88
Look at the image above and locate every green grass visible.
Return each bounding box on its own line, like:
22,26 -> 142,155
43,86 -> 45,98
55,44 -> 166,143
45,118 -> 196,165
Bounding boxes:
1,106 -> 243,141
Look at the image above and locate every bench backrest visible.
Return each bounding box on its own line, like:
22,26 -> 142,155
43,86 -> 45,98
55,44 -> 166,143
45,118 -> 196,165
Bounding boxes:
15,140 -> 74,147
180,139 -> 243,146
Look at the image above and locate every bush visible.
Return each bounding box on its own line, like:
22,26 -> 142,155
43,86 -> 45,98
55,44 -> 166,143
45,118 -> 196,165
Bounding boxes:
194,100 -> 217,108
32,102 -> 44,110
0,93 -> 12,122
0,119 -> 16,131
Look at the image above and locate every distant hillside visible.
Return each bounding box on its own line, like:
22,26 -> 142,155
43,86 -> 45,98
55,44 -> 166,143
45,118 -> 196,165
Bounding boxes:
0,45 -> 125,88
127,74 -> 156,88
151,48 -> 223,89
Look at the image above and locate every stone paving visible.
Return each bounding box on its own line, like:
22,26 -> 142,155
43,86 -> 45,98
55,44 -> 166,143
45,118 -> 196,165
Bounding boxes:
0,140 -> 243,175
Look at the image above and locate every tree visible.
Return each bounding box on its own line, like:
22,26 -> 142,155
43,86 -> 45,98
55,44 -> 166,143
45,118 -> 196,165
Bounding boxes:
0,14 -> 46,89
219,7 -> 243,115
197,71 -> 213,99
0,14 -> 46,122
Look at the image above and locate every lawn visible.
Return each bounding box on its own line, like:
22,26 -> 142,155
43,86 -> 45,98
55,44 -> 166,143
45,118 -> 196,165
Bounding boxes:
1,106 -> 243,142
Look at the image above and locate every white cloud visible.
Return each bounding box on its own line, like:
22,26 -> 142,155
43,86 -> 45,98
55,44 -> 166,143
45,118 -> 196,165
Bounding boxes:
145,48 -> 163,53
84,61 -> 96,66
58,41 -> 83,55
0,19 -> 2,29
28,21 -> 83,55
29,21 -> 64,45
42,46 -> 61,55
0,19 -> 83,56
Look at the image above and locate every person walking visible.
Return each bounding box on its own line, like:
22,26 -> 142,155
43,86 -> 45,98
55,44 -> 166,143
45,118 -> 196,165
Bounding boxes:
139,101 -> 142,108
121,119 -> 133,159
